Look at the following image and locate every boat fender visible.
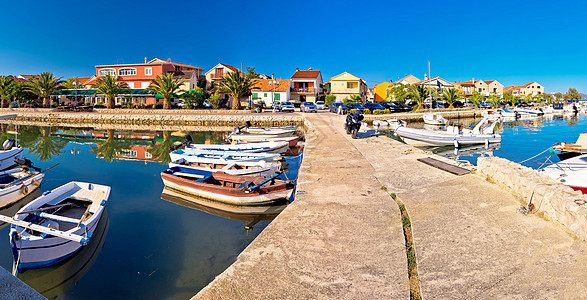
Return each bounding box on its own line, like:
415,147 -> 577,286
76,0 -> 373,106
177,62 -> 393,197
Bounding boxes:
80,237 -> 88,245
79,223 -> 85,229
2,139 -> 15,150
453,139 -> 459,149
21,185 -> 28,195
100,200 -> 107,206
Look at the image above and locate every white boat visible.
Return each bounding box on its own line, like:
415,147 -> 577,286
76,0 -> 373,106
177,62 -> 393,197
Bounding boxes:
481,110 -> 502,120
6,182 -> 110,271
422,113 -> 447,125
169,158 -> 281,177
498,108 -> 518,118
514,108 -> 544,116
539,154 -> 587,194
229,135 -> 299,147
187,141 -> 289,154
169,149 -> 281,164
391,118 -> 501,147
0,145 -> 23,171
0,168 -> 45,208
246,126 -> 297,135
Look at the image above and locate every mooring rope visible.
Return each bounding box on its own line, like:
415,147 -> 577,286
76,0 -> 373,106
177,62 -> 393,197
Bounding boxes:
518,147 -> 553,164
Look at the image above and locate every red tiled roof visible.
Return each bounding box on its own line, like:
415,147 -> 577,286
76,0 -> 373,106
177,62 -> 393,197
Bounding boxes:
171,61 -> 203,70
252,79 -> 291,92
484,80 -> 496,84
222,64 -> 239,72
291,70 -> 321,79
413,76 -> 440,85
14,77 -> 27,83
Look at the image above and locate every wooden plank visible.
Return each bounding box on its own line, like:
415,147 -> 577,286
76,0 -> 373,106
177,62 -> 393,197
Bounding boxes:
0,214 -> 86,243
417,157 -> 471,176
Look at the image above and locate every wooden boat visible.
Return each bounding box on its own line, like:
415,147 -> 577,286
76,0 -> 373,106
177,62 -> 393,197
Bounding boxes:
539,154 -> 587,194
0,168 -> 45,208
391,118 -> 501,147
169,149 -> 281,164
246,126 -> 297,136
5,182 -> 110,271
161,167 -> 295,205
229,135 -> 299,147
0,140 -> 23,170
16,210 -> 109,298
422,113 -> 447,125
169,158 -> 282,177
187,141 -> 289,154
552,133 -> 587,161
161,187 -> 287,231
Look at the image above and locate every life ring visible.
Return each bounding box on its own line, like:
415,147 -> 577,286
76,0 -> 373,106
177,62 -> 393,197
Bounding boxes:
21,185 -> 28,195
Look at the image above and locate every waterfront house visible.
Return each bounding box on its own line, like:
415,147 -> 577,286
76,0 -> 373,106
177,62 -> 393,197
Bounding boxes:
484,80 -> 504,96
366,87 -> 374,102
289,68 -> 324,104
414,76 -> 454,92
395,74 -> 421,85
504,82 -> 544,96
326,72 -> 368,102
204,63 -> 240,103
453,79 -> 488,96
374,81 -> 393,102
249,78 -> 292,107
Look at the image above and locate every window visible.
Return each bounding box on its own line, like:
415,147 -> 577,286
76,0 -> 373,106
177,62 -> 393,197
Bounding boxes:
99,68 -> 116,77
127,82 -> 134,89
252,93 -> 258,99
145,152 -> 152,159
145,67 -> 152,76
118,68 -> 137,76
347,82 -> 355,89
275,93 -> 280,100
264,93 -> 267,97
141,82 -> 150,89
478,88 -> 482,92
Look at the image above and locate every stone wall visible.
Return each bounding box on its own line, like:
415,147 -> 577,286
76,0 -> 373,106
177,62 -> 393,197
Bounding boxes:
477,156 -> 587,240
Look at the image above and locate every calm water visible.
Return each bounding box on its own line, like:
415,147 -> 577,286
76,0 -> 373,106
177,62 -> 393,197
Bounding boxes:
0,125 -> 302,299
408,114 -> 587,167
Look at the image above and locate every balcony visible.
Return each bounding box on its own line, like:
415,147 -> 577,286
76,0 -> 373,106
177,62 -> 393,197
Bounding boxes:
291,87 -> 315,93
210,73 -> 225,80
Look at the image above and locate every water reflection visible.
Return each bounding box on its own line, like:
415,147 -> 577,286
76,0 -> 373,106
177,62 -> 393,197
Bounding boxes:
161,187 -> 287,232
16,210 -> 109,299
0,189 -> 42,230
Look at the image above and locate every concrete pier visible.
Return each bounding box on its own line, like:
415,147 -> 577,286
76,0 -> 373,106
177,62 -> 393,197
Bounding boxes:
195,112 -> 586,299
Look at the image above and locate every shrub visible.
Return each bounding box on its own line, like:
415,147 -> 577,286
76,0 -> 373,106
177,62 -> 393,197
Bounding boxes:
325,95 -> 336,105
373,109 -> 391,115
363,109 -> 372,114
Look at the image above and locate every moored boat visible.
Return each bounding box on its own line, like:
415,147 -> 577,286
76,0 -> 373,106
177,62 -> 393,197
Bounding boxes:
187,141 -> 289,154
228,134 -> 300,146
539,154 -> 587,194
422,113 -> 447,125
0,139 -> 23,171
0,168 -> 45,208
245,126 -> 297,136
5,182 -> 110,271
169,149 -> 281,164
161,166 -> 294,205
169,158 -> 282,177
552,132 -> 587,160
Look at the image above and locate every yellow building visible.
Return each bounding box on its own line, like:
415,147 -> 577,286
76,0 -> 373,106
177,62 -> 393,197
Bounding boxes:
326,72 -> 368,102
374,81 -> 393,102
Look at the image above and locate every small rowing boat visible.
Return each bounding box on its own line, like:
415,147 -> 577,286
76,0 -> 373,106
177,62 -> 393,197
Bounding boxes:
169,158 -> 282,177
5,182 -> 110,271
187,141 -> 289,154
0,168 -> 45,208
229,135 -> 299,146
161,167 -> 294,205
552,132 -> 587,161
0,139 -> 23,171
246,126 -> 297,136
169,149 -> 281,164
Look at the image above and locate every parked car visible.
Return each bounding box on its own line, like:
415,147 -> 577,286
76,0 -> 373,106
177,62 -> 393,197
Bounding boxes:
363,102 -> 386,112
345,103 -> 366,111
329,102 -> 348,114
277,101 -> 295,112
315,101 -> 325,110
392,101 -> 413,112
301,101 -> 318,113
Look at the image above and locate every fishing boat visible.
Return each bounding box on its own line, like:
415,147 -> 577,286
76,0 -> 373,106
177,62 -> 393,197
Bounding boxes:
246,126 -> 297,136
187,141 -> 289,154
0,139 -> 23,170
0,168 -> 45,208
539,154 -> 587,194
391,118 -> 501,147
552,132 -> 587,160
161,167 -> 295,205
4,182 -> 110,271
169,149 -> 281,164
169,158 -> 282,177
422,113 -> 447,125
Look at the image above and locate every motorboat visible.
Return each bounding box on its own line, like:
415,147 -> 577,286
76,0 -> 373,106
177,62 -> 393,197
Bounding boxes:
539,154 -> 587,194
422,113 -> 447,125
552,132 -> 587,161
169,149 -> 281,164
514,107 -> 544,116
391,118 -> 501,147
4,182 -> 110,271
0,139 -> 23,170
161,167 -> 295,205
0,168 -> 45,208
169,158 -> 282,177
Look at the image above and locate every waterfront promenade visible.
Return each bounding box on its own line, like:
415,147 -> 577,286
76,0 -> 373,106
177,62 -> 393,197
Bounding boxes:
195,112 -> 587,299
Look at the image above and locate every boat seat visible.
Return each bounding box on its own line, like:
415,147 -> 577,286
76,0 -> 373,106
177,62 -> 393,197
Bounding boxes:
37,212 -> 79,224
71,189 -> 105,213
238,181 -> 254,189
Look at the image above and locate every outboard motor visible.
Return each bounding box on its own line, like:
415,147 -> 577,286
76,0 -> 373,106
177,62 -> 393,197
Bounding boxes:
345,109 -> 364,139
15,157 -> 41,171
3,139 -> 15,150
183,134 -> 193,147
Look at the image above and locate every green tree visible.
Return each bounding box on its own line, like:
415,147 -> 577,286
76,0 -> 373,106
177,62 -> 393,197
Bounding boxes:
90,129 -> 130,162
469,91 -> 484,109
63,76 -> 81,89
245,67 -> 261,80
181,88 -> 206,109
343,94 -> 362,104
25,72 -> 64,107
392,83 -> 409,102
564,87 -> 581,100
324,95 -> 336,105
440,87 -> 461,108
503,91 -> 517,107
147,72 -> 183,110
524,93 -> 534,104
218,71 -> 258,110
487,93 -> 501,107
0,76 -> 17,108
540,93 -> 553,104
407,85 -> 430,111
554,92 -> 563,102
208,92 -> 222,109
91,74 -> 128,109
28,127 -> 68,161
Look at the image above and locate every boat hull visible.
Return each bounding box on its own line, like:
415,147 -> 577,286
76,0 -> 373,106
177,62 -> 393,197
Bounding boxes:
394,127 -> 501,146
168,161 -> 280,177
0,170 -> 45,208
188,141 -> 289,154
0,147 -> 23,170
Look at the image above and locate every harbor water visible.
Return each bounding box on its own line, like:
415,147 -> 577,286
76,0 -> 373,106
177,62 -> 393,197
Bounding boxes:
0,125 -> 302,299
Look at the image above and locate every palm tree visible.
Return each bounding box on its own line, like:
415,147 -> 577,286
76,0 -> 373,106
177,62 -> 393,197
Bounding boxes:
92,74 -> 128,109
147,73 -> 183,109
29,127 -> 68,161
90,129 -> 129,162
469,91 -> 484,109
0,75 -> 16,108
440,88 -> 461,108
487,94 -> 501,108
218,71 -> 259,110
407,85 -> 430,111
25,72 -> 64,107
147,131 -> 177,164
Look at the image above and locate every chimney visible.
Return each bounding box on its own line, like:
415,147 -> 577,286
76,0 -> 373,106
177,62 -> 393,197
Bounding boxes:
167,57 -> 171,62
296,68 -> 299,71
144,57 -> 147,63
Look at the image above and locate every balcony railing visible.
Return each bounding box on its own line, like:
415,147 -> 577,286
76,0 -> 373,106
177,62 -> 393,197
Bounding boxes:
291,87 -> 315,93
210,74 -> 224,80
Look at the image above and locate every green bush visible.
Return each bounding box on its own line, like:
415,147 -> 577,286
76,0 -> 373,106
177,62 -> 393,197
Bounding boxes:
373,109 -> 391,115
325,95 -> 336,105
363,109 -> 372,114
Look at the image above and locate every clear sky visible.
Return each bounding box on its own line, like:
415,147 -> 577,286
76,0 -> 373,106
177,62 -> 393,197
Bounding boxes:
1,0 -> 586,93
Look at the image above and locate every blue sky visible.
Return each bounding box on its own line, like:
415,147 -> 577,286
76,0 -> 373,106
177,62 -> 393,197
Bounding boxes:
0,0 -> 585,93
